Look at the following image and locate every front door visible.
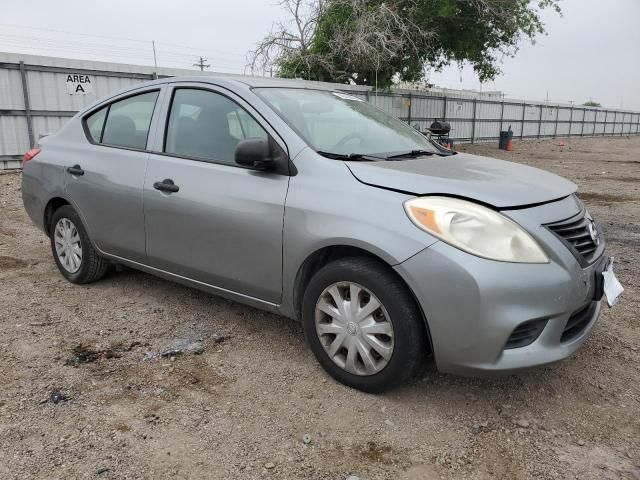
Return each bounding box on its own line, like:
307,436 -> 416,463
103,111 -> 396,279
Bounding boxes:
65,89 -> 160,263
144,86 -> 289,303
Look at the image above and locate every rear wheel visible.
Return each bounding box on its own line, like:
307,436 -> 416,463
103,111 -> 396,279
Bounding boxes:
302,257 -> 428,392
50,205 -> 108,284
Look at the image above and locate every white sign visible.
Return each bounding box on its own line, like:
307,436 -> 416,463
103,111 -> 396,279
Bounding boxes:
65,74 -> 93,95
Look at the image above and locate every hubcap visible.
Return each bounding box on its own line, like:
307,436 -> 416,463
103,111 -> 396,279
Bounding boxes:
54,218 -> 82,273
315,282 -> 394,376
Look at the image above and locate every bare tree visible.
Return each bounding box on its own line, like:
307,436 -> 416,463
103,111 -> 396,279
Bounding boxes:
249,0 -> 433,84
248,0 -> 327,75
327,0 -> 434,85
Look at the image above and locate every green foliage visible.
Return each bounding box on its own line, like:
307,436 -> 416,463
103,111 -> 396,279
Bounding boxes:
276,0 -> 561,87
583,100 -> 602,107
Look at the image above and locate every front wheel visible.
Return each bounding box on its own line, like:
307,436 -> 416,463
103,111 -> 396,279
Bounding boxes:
302,257 -> 428,392
50,205 -> 108,284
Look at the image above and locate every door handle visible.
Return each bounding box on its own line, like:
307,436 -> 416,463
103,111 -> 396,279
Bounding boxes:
66,164 -> 84,176
153,178 -> 179,193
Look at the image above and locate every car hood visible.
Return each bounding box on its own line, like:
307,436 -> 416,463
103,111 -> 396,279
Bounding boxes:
346,153 -> 576,208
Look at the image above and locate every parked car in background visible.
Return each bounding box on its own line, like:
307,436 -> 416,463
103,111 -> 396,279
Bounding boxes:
21,76 -> 622,392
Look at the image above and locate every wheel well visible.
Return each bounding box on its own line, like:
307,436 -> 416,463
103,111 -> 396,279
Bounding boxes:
293,245 -> 433,355
44,197 -> 70,235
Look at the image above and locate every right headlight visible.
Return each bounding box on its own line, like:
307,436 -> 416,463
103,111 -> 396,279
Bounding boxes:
404,196 -> 549,263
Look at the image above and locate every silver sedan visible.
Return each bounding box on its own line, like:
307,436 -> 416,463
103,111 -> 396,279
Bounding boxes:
21,76 -> 622,392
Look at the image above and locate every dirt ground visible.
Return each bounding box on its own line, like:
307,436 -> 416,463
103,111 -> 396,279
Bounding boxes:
0,136 -> 638,480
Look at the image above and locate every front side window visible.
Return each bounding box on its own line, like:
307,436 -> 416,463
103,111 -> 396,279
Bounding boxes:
99,91 -> 159,149
255,88 -> 437,157
164,88 -> 268,164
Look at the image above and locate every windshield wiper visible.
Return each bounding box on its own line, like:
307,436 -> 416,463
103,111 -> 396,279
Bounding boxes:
316,151 -> 383,161
386,149 -> 436,160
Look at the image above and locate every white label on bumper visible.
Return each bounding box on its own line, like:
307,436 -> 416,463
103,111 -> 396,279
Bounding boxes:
603,257 -> 624,307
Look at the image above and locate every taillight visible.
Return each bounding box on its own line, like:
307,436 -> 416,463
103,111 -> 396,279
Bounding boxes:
22,148 -> 41,164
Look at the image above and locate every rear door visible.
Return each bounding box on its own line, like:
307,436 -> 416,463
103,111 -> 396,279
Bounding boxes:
144,85 -> 290,303
65,89 -> 162,263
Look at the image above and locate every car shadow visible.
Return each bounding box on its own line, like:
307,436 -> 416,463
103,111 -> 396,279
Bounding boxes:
109,267 -> 585,408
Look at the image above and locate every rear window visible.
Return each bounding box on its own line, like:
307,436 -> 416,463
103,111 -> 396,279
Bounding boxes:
86,90 -> 159,149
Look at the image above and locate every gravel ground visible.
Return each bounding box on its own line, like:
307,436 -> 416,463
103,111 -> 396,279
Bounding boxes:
0,136 -> 639,479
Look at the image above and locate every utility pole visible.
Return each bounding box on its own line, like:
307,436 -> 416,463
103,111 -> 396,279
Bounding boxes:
193,56 -> 210,71
151,40 -> 158,79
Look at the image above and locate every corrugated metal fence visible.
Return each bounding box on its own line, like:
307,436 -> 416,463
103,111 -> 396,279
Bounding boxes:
2,52 -> 640,169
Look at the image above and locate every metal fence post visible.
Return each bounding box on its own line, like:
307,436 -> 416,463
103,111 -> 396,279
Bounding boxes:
521,103 -> 526,139
443,96 -> 448,120
553,106 -> 559,138
581,109 -> 586,136
499,100 -> 505,133
568,106 -> 574,138
603,110 -> 608,136
592,110 -> 597,136
537,104 -> 543,139
19,61 -> 35,148
407,93 -> 412,125
471,99 -> 477,143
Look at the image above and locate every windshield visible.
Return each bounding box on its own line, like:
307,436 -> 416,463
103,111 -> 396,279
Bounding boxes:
254,88 -> 438,157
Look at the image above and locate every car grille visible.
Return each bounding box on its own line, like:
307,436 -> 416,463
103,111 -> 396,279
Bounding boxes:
504,318 -> 548,349
561,302 -> 597,343
546,211 -> 601,265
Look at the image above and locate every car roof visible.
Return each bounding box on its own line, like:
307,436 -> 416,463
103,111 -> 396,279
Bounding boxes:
151,75 -> 346,92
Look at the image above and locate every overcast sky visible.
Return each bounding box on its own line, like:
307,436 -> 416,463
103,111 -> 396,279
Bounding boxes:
1,0 -> 638,109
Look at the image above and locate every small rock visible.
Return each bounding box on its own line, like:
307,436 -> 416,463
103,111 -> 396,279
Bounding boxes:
302,433 -> 312,444
577,439 -> 585,446
346,476 -> 360,480
515,419 -> 530,428
384,419 -> 395,427
47,389 -> 70,404
264,462 -> 275,469
473,421 -> 489,433
160,338 -> 204,358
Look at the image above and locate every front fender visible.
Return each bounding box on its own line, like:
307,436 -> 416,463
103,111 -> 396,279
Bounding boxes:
279,154 -> 437,318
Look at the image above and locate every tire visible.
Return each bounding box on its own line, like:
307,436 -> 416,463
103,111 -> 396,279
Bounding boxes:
49,205 -> 108,284
302,257 -> 428,393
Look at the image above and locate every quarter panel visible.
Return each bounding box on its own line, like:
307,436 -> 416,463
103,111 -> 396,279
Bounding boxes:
21,142 -> 67,233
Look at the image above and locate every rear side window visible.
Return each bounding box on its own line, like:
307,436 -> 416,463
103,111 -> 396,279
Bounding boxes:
86,106 -> 107,142
164,88 -> 267,164
89,91 -> 159,149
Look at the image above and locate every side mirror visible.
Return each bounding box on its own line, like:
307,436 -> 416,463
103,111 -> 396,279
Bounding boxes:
235,138 -> 274,170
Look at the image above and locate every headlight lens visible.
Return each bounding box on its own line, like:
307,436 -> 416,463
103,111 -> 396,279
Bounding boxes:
404,196 -> 549,263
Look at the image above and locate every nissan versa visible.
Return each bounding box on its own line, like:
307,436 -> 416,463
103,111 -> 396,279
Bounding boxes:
21,76 -> 623,392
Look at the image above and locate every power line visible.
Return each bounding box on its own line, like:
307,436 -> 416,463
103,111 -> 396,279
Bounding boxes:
0,24 -> 249,71
0,23 -> 154,44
